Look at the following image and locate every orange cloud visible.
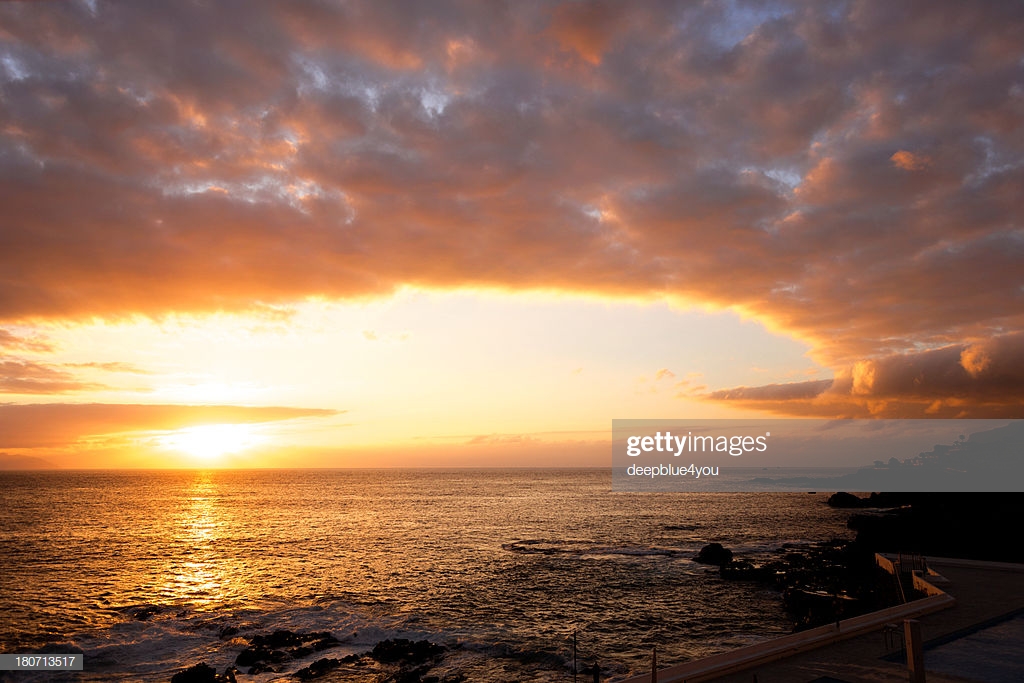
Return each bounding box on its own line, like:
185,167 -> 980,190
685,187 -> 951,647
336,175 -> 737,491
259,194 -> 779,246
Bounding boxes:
1,1 -> 1022,417
549,1 -> 621,65
0,403 -> 338,449
0,360 -> 106,394
707,379 -> 834,403
0,330 -> 53,353
707,333 -> 1024,417
0,356 -> 155,395
960,344 -> 992,377
890,149 -> 931,171
62,361 -> 152,374
466,433 -> 540,446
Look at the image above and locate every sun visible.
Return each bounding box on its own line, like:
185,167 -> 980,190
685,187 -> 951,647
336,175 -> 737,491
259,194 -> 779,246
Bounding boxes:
160,424 -> 262,463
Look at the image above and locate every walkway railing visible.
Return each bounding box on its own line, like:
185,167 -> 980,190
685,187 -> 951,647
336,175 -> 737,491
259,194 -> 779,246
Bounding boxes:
612,553 -> 955,683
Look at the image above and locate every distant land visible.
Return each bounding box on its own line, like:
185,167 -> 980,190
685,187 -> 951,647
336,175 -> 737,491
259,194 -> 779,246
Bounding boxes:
751,421 -> 1024,492
0,453 -> 57,470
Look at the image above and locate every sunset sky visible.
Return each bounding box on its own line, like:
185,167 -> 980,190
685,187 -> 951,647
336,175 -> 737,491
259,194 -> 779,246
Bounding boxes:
1,1 -> 1022,468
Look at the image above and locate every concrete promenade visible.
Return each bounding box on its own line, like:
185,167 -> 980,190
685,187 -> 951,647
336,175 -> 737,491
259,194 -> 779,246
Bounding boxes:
707,557 -> 1024,683
616,556 -> 1024,683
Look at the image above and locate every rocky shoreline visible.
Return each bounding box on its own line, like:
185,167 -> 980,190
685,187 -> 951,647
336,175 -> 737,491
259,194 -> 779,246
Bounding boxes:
696,537 -> 904,631
694,491 -> 1023,631
833,492 -> 1024,564
171,634 -> 459,683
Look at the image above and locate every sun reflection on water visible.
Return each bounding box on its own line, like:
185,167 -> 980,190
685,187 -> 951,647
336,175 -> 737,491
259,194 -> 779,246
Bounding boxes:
160,471 -> 241,610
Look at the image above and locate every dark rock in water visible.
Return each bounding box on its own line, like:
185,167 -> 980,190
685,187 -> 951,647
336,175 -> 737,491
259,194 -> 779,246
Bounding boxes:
170,663 -> 236,683
235,645 -> 288,667
171,663 -> 216,683
291,645 -> 314,659
247,662 -> 277,675
218,625 -> 239,640
235,651 -> 260,671
370,638 -> 446,665
251,629 -> 298,649
236,630 -> 340,668
251,629 -> 338,649
827,492 -> 864,508
295,657 -> 342,680
235,647 -> 260,667
130,605 -> 162,621
717,538 -> 904,630
693,542 -> 733,566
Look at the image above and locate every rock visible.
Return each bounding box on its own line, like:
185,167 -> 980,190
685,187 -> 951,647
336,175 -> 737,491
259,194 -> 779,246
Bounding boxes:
295,657 -> 342,680
235,630 -> 340,668
235,647 -> 260,667
314,636 -> 341,653
218,625 -> 239,640
130,605 -> 162,621
171,663 -> 230,683
370,638 -> 445,665
235,645 -> 287,667
693,543 -> 733,566
247,662 -> 276,675
827,492 -> 864,508
393,666 -> 432,683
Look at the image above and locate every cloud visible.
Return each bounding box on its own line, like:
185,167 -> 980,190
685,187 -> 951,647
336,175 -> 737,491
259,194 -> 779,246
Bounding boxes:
0,360 -> 106,394
0,403 -> 338,448
706,332 -> 1024,417
890,150 -> 931,171
1,1 -> 1022,414
466,433 -> 540,446
0,330 -> 53,352
960,345 -> 991,377
707,378 -> 835,402
548,0 -> 623,65
361,328 -> 409,342
63,361 -> 152,374
0,357 -> 155,394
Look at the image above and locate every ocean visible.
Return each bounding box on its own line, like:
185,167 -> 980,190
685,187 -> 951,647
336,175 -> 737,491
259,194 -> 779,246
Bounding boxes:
0,469 -> 855,681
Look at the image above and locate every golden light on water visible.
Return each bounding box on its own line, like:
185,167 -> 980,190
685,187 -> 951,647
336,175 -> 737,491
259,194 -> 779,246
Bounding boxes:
164,473 -> 229,608
159,424 -> 263,464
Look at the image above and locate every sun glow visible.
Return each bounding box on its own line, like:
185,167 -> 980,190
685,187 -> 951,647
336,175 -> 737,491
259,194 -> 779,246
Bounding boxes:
160,424 -> 263,463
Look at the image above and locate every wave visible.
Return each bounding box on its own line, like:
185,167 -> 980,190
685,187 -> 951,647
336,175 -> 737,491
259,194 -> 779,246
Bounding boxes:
502,539 -> 692,558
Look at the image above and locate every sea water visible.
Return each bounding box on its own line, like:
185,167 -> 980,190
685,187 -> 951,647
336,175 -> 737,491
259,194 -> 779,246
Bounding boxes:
0,469 -> 854,681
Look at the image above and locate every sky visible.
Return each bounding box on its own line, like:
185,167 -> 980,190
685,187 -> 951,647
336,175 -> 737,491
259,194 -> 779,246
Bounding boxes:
1,0 -> 1022,468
